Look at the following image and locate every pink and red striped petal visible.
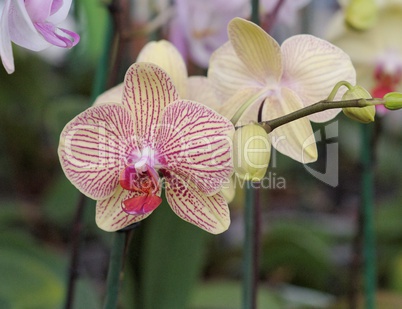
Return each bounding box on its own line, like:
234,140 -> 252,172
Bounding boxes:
156,100 -> 234,196
58,103 -> 140,200
164,174 -> 230,234
122,63 -> 179,149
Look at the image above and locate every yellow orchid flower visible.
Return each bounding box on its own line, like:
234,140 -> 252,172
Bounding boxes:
208,17 -> 356,163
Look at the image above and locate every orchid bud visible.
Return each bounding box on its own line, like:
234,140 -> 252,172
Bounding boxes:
233,123 -> 270,181
384,92 -> 402,110
342,86 -> 375,123
345,0 -> 377,30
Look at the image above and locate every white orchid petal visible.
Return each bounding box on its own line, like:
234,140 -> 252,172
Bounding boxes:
263,88 -> 317,163
165,177 -> 230,234
218,87 -> 266,125
136,40 -> 188,98
47,0 -> 73,24
58,103 -> 139,200
0,0 -> 15,73
228,17 -> 282,84
8,0 -> 50,51
281,34 -> 356,122
122,63 -> 179,148
157,100 -> 234,195
96,187 -> 152,232
209,42 -> 262,102
24,0 -> 52,22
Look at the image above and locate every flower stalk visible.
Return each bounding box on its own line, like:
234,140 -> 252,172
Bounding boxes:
255,97 -> 385,133
242,1 -> 261,308
103,231 -> 129,309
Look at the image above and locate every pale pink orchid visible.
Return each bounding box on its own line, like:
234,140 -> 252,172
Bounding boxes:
59,62 -> 234,234
260,0 -> 311,27
0,0 -> 80,74
167,0 -> 310,68
168,0 -> 249,68
208,18 -> 356,163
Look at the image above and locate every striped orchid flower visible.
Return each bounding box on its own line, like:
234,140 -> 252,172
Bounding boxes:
95,40 -> 235,202
208,18 -> 356,163
0,0 -> 80,73
58,62 -> 234,234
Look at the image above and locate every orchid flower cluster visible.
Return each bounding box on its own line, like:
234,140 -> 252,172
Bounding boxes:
56,17 -> 402,235
0,0 -> 80,74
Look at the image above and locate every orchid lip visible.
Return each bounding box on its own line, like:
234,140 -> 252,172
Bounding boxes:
119,164 -> 160,194
122,194 -> 162,215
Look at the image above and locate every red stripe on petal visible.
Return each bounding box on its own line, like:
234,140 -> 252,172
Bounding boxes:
164,174 -> 230,234
157,100 -> 234,195
122,63 -> 179,148
58,103 -> 140,200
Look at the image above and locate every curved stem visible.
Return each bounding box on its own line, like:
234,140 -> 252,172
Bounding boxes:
231,89 -> 267,126
326,80 -> 354,101
255,98 -> 384,133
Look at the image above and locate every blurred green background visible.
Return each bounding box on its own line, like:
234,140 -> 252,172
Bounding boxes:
1,0 -> 402,308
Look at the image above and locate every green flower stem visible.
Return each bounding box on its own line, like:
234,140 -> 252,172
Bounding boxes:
103,231 -> 128,309
242,184 -> 261,309
231,89 -> 268,126
326,80 -> 354,101
241,1 -> 260,309
257,98 -> 384,133
231,81 -> 358,128
251,0 -> 260,25
361,123 -> 376,309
